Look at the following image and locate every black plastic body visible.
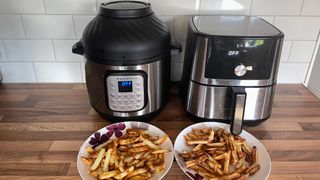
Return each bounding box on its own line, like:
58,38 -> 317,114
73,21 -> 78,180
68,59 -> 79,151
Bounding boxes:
204,38 -> 279,80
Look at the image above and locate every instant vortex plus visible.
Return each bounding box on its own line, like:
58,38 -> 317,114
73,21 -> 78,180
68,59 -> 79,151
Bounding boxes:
181,15 -> 284,135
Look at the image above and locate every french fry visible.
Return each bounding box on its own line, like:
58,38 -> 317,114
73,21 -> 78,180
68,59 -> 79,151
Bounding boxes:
94,139 -> 112,151
103,148 -> 113,171
100,170 -> 120,179
129,146 -> 150,153
129,175 -> 149,180
223,151 -> 231,174
90,148 -> 106,171
154,134 -> 168,145
114,166 -> 134,179
187,140 -> 208,145
126,168 -> 148,178
179,127 -> 260,180
252,146 -> 258,164
83,128 -> 170,180
152,149 -> 169,154
192,144 -> 203,152
81,156 -> 93,165
85,145 -> 95,154
140,135 -> 160,150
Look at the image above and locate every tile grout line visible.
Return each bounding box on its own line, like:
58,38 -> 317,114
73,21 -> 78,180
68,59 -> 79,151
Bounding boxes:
249,0 -> 254,15
50,39 -> 58,62
1,40 -> 9,61
42,0 -> 48,14
32,62 -> 39,83
71,15 -> 78,39
286,41 -> 294,62
18,15 -> 27,38
299,0 -> 305,16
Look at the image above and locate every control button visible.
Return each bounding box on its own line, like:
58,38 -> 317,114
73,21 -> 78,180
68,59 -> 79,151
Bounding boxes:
123,94 -> 128,98
137,98 -> 142,103
234,64 -> 247,77
112,105 -> 117,109
120,105 -> 125,108
136,104 -> 141,108
137,93 -> 141,97
111,82 -> 115,86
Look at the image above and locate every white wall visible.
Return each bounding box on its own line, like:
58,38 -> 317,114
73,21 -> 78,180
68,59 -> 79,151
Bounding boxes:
0,0 -> 319,83
306,38 -> 320,98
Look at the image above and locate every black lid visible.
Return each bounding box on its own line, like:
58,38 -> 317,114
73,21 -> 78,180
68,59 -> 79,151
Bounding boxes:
100,1 -> 152,18
74,1 -> 171,65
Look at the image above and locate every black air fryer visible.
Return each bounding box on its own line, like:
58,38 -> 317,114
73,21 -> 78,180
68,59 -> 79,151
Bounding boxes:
181,16 -> 284,135
72,1 -> 175,121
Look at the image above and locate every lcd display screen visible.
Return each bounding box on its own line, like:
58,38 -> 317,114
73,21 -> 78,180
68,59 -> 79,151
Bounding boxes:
118,81 -> 132,92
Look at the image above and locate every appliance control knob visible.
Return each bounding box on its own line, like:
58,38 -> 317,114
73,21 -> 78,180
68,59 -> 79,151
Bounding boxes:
234,64 -> 247,77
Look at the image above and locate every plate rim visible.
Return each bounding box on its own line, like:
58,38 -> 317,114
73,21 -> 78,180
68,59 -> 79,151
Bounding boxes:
76,121 -> 175,180
173,122 -> 271,180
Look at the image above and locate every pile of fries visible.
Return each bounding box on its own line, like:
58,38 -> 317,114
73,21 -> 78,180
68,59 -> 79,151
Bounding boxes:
179,128 -> 260,180
81,128 -> 170,180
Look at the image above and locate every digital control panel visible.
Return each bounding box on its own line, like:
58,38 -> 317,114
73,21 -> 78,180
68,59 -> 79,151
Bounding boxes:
106,75 -> 144,112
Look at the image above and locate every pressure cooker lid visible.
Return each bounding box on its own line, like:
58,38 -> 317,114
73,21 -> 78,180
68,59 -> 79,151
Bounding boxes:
100,1 -> 152,18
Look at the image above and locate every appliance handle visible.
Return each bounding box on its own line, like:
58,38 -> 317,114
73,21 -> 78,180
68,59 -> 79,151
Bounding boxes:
170,40 -> 182,55
72,40 -> 84,55
230,87 -> 246,135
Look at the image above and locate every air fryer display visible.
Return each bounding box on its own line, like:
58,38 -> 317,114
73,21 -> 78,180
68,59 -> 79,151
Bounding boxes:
204,38 -> 277,80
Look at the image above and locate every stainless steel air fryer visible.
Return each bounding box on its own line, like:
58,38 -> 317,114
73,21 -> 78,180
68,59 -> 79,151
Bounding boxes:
181,15 -> 284,135
72,1 -> 174,121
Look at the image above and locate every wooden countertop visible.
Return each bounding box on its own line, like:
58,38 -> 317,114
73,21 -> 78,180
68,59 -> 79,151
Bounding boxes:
0,84 -> 319,180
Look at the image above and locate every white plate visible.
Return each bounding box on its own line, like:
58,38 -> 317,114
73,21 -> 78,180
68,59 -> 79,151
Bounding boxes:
77,121 -> 174,180
174,122 -> 271,180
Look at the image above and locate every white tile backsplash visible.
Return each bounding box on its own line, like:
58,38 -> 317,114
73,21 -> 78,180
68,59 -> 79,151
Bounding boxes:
251,0 -> 303,15
0,40 -> 7,61
80,62 -> 85,82
280,41 -> 293,62
200,0 -> 251,15
174,16 -> 191,41
0,0 -> 319,83
0,0 -> 45,14
288,41 -> 316,62
44,0 -> 96,14
73,15 -> 95,38
277,63 -> 309,83
0,15 -> 25,38
159,16 -> 174,37
171,62 -> 183,81
0,62 -> 36,82
301,0 -> 320,16
258,16 -> 274,24
4,40 -> 55,61
52,40 -> 82,61
34,62 -> 82,82
274,17 -> 320,40
22,15 -> 75,39
150,0 -> 199,16
172,40 -> 186,63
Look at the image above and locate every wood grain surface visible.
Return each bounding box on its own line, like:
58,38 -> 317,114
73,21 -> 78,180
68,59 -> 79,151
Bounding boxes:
0,83 -> 319,180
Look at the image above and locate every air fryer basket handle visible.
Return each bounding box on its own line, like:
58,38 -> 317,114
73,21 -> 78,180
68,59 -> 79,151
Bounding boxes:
230,87 -> 246,135
72,40 -> 84,55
